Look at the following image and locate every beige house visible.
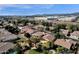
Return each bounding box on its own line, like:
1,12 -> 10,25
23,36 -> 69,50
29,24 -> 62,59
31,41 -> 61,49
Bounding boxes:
32,31 -> 46,37
54,39 -> 72,49
54,39 -> 77,50
33,25 -> 44,31
42,34 -> 55,41
60,29 -> 69,36
20,26 -> 36,34
58,16 -> 76,22
0,29 -> 18,42
70,31 -> 79,40
34,16 -> 47,20
0,42 -> 14,53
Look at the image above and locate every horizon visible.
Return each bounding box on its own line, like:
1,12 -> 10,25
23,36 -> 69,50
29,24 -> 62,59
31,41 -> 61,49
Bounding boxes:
0,4 -> 79,16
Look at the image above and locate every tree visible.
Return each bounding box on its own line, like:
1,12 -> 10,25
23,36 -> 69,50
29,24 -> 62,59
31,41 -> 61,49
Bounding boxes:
56,46 -> 64,53
76,24 -> 79,31
0,21 -> 4,26
53,26 -> 60,33
36,43 -> 43,52
43,50 -> 49,54
30,36 -> 40,44
12,20 -> 18,26
55,32 -> 66,39
5,25 -> 20,34
49,41 -> 54,49
42,41 -> 51,49
53,24 -> 66,32
45,27 -> 50,31
23,20 -> 29,26
42,21 -> 52,27
66,24 -> 78,32
8,20 -> 12,23
24,33 -> 31,38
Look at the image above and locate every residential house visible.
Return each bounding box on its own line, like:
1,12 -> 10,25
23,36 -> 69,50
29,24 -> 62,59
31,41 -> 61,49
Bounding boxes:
18,26 -> 23,30
20,26 -> 36,34
60,29 -> 70,36
0,42 -> 14,53
17,39 -> 31,50
3,22 -> 9,27
0,25 -> 3,28
58,16 -> 76,22
0,29 -> 18,42
20,26 -> 31,33
18,24 -> 24,30
39,40 -> 50,49
47,18 -> 58,21
65,39 -> 78,53
54,39 -> 77,50
70,31 -> 79,40
32,31 -> 46,38
49,27 -> 54,31
27,23 -> 34,27
42,34 -> 55,41
33,25 -> 44,31
66,39 -> 77,45
25,28 -> 36,35
34,16 -> 47,21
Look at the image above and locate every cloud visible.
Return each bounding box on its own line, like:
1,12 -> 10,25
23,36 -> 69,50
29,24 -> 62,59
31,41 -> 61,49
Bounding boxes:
0,4 -> 55,15
0,4 -> 33,11
0,4 -> 55,12
0,4 -> 55,10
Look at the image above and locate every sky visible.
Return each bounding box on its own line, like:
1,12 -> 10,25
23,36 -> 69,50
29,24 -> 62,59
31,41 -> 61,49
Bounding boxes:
0,4 -> 79,15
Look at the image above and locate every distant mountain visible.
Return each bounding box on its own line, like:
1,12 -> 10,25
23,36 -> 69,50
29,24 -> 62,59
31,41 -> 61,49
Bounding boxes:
31,12 -> 79,17
0,12 -> 79,17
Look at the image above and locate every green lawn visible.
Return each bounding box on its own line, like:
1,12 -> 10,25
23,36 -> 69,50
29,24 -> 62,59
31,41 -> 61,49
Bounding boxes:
24,49 -> 50,54
24,49 -> 43,54
28,49 -> 42,54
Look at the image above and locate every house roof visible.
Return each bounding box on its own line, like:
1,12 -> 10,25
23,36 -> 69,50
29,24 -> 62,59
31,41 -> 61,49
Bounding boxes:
21,26 -> 31,31
0,29 -> 18,41
21,26 -> 36,34
54,39 -> 72,49
42,34 -> 55,41
70,31 -> 79,37
34,25 -> 44,28
66,39 -> 77,45
32,31 -> 46,37
33,25 -> 44,30
26,28 -> 36,34
1,34 -> 18,42
0,42 -> 14,53
27,23 -> 34,26
60,29 -> 69,36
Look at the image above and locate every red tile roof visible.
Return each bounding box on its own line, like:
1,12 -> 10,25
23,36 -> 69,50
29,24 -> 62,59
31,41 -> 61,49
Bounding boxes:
70,31 -> 79,37
66,39 -> 77,45
60,29 -> 69,36
0,42 -> 14,53
54,39 -> 72,49
42,34 -> 55,41
20,26 -> 36,34
32,31 -> 46,37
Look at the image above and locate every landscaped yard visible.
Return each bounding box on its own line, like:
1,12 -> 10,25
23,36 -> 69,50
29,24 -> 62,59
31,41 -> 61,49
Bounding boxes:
24,49 -> 42,54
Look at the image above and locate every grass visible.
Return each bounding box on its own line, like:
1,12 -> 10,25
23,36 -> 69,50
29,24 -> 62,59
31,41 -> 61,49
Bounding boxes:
25,49 -> 42,54
24,49 -> 50,54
